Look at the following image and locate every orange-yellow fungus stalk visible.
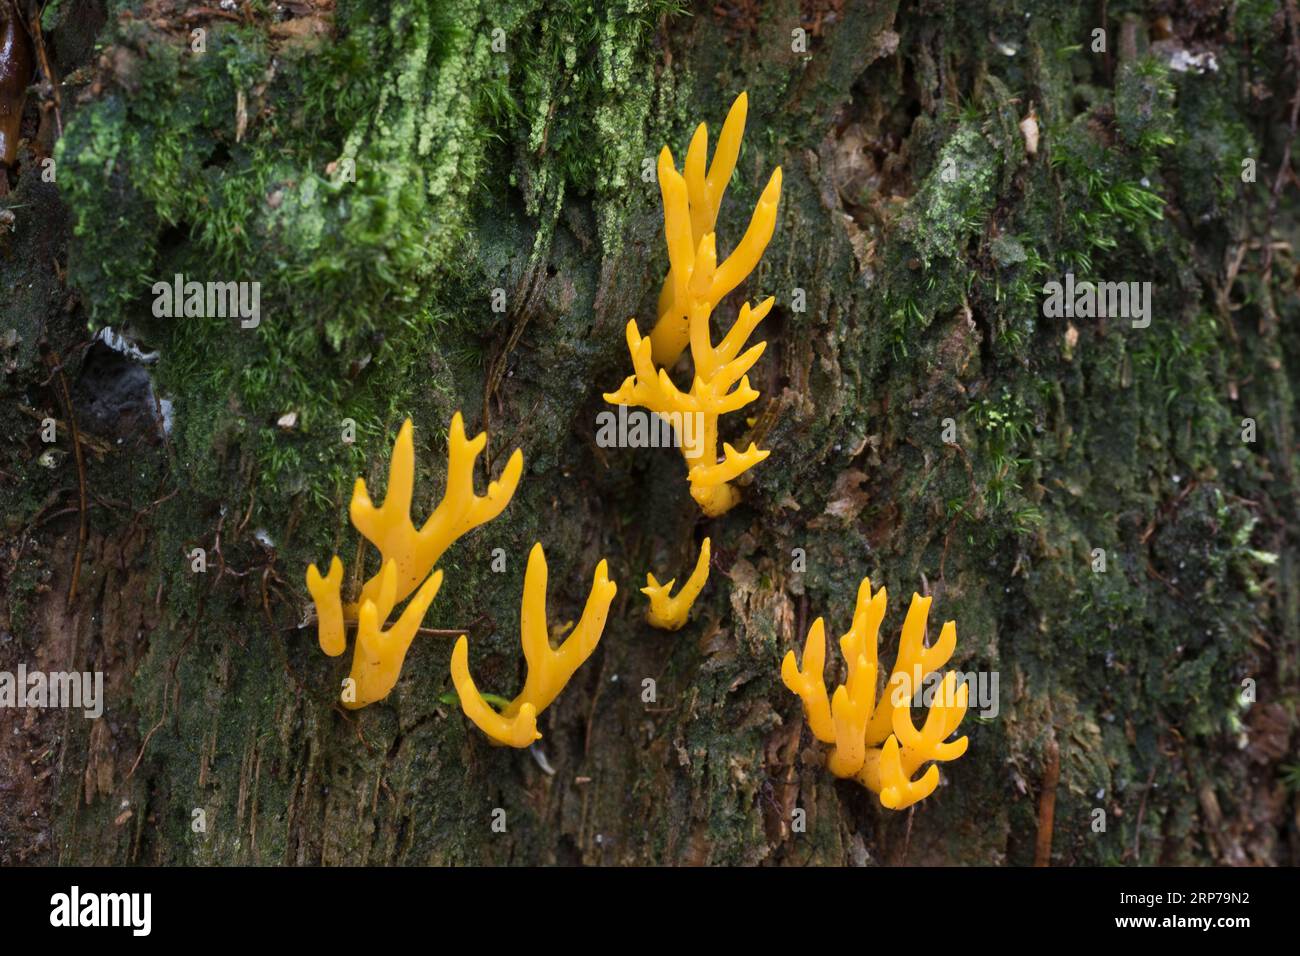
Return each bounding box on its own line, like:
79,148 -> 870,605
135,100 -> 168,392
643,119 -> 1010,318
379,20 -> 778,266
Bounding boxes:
781,617 -> 835,743
452,543 -> 617,747
450,638 -> 539,747
642,537 -> 711,630
651,91 -> 751,366
306,556 -> 345,656
605,92 -> 781,517
348,413 -> 522,615
304,413 -> 522,708
828,653 -> 878,778
781,578 -> 968,810
345,562 -> 445,709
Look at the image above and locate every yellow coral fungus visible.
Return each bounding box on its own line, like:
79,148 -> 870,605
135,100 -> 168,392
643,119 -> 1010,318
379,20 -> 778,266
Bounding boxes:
879,671 -> 969,809
304,413 -> 522,708
347,414 -> 522,615
451,543 -> 617,747
650,92 -> 754,367
641,537 -> 711,630
305,556 -> 345,657
781,578 -> 969,810
450,640 -> 539,748
347,561 -> 445,709
604,92 -> 782,517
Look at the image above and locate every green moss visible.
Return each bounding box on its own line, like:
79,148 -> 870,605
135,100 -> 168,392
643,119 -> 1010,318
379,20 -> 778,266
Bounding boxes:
53,0 -> 678,532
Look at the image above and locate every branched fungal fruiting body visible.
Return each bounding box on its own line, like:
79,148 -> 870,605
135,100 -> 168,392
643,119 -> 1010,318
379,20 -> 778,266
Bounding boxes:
649,92 -> 749,367
347,414 -> 522,616
304,413 -> 522,708
605,92 -> 782,517
782,579 -> 969,810
451,543 -> 617,747
450,640 -> 539,747
642,537 -> 710,630
348,561 -> 445,709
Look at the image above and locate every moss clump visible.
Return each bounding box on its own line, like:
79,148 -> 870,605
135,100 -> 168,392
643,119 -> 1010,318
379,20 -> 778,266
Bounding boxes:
55,0 -> 679,525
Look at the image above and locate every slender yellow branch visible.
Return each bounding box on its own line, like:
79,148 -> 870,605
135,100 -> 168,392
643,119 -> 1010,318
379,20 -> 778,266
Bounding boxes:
305,555 -> 345,657
652,92 -> 757,367
863,594 -> 956,746
450,637 -> 540,748
344,562 -> 445,709
642,537 -> 711,630
827,653 -> 877,777
451,543 -> 618,747
781,617 -> 835,744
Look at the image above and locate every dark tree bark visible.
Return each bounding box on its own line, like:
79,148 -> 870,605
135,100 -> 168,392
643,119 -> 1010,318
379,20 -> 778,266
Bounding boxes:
2,0 -> 1297,866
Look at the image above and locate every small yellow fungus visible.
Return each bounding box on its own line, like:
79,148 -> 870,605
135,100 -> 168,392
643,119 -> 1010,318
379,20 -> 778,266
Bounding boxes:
305,555 -> 345,657
879,671 -> 969,809
605,92 -> 782,517
305,413 -> 522,708
450,640 -> 539,748
781,578 -> 969,811
347,561 -> 445,709
451,543 -> 617,747
641,537 -> 711,630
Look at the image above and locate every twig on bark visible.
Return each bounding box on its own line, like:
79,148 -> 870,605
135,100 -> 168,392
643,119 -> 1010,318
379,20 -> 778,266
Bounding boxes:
42,347 -> 87,608
1132,764 -> 1158,861
1034,731 -> 1060,867
28,1 -> 61,138
1261,0 -> 1300,286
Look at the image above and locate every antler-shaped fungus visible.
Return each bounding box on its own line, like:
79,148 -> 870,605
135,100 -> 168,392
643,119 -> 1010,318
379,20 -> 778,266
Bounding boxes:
879,671 -> 969,809
346,561 -> 445,709
604,92 -> 782,517
347,414 -> 522,616
451,543 -> 617,747
781,578 -> 969,811
651,92 -> 754,366
304,413 -> 522,708
449,641 -> 539,748
642,537 -> 711,630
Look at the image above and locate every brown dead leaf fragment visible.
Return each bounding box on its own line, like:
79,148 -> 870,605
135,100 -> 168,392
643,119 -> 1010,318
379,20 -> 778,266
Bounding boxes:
270,13 -> 333,44
1020,107 -> 1039,156
1245,703 -> 1292,764
818,469 -> 869,523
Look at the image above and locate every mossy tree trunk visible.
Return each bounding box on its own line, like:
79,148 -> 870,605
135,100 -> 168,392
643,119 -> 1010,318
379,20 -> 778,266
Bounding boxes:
2,0 -> 1297,865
